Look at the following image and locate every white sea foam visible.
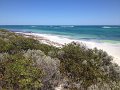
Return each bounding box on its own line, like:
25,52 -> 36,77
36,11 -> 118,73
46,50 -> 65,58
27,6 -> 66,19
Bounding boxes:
102,26 -> 111,28
31,26 -> 36,27
16,32 -> 120,66
60,25 -> 74,28
102,26 -> 119,29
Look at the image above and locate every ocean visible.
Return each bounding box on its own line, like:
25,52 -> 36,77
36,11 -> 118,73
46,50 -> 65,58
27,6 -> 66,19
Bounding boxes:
0,25 -> 120,44
0,25 -> 120,65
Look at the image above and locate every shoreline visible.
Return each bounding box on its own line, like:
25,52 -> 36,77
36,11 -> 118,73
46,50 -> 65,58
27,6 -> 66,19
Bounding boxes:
16,32 -> 120,66
16,32 -> 64,47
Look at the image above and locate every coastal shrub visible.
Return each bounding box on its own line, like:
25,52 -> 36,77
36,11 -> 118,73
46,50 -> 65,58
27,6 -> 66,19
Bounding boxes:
0,38 -> 7,52
0,53 -> 44,90
0,29 -> 17,39
24,49 -> 60,90
56,42 -> 120,89
10,36 -> 40,50
0,29 -> 58,54
37,43 -> 59,55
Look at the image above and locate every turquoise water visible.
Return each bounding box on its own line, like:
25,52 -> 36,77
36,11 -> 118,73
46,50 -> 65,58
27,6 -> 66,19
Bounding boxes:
0,25 -> 120,44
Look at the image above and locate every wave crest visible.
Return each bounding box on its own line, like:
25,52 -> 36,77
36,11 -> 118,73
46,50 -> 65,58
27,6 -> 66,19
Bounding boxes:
102,26 -> 119,29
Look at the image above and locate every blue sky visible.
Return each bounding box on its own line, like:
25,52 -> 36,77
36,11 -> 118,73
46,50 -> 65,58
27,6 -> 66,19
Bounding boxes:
0,0 -> 120,25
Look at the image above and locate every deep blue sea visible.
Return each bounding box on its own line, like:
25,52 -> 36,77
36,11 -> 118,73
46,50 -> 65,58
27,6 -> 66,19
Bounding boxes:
0,25 -> 120,44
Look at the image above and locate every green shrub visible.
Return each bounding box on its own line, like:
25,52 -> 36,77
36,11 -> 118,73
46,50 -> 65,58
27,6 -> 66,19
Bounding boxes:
24,49 -> 60,89
56,42 -> 120,89
0,29 -> 58,55
0,53 -> 44,90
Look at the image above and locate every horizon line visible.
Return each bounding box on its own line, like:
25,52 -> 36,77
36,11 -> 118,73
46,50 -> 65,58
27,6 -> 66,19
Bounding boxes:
0,24 -> 120,26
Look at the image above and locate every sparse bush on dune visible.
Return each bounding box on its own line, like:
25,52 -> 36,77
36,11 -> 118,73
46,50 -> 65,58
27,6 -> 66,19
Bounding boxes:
24,49 -> 60,90
54,42 -> 120,89
0,29 -> 17,39
0,53 -> 44,90
0,29 -> 120,90
37,43 -> 59,55
0,29 -> 58,54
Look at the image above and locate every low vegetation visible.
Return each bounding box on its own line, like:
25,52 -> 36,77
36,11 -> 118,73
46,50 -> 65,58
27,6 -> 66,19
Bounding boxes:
0,29 -> 120,90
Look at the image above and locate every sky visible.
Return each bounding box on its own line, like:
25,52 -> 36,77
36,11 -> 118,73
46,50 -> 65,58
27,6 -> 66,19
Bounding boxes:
0,0 -> 120,25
